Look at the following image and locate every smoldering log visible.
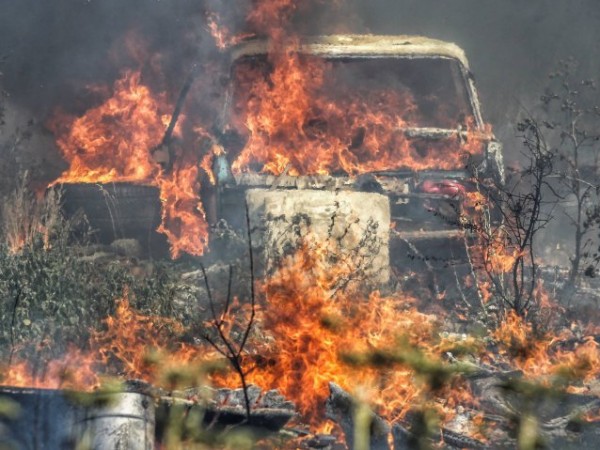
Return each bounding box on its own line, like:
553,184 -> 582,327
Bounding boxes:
468,371 -> 600,441
325,382 -> 391,450
326,382 -> 490,450
155,384 -> 296,441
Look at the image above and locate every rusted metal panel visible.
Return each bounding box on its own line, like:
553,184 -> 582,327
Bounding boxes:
0,387 -> 155,450
231,35 -> 471,69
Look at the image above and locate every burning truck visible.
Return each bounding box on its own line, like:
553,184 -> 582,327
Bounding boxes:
2,31 -> 600,450
58,34 -> 505,279
208,34 -> 505,288
4,32 -> 499,441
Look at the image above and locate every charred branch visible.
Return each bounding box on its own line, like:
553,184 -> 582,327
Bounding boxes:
199,203 -> 256,420
326,382 -> 490,450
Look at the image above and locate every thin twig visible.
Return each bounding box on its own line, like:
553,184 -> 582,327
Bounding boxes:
198,200 -> 258,420
8,286 -> 22,366
238,202 -> 255,356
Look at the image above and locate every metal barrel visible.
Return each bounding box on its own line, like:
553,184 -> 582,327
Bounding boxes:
76,392 -> 155,450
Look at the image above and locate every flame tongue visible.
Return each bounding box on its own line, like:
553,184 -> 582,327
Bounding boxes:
156,162 -> 209,259
212,242 -> 469,426
49,69 -> 209,257
50,70 -> 165,184
230,50 -> 487,176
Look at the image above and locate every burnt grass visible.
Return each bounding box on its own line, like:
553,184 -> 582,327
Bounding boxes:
0,235 -> 197,366
0,205 -> 598,449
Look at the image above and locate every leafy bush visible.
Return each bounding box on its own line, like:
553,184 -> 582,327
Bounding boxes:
0,183 -> 188,363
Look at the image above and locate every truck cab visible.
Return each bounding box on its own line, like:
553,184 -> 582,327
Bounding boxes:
211,34 -> 503,232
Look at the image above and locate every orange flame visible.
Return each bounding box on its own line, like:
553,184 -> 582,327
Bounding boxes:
2,293 -> 211,390
1,243 -> 478,428
50,70 -> 165,185
213,241 -> 477,426
156,162 -> 209,259
230,50 -> 488,177
246,0 -> 299,39
1,350 -> 100,391
492,311 -> 600,383
48,69 -> 209,257
206,12 -> 254,50
89,295 -> 206,382
3,247 -> 599,440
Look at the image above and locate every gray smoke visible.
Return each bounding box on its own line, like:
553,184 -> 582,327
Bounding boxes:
0,0 -> 598,284
2,1 -> 600,141
0,0 -> 212,112
1,0 -> 600,170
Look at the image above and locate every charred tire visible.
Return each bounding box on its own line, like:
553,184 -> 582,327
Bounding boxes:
59,183 -> 169,257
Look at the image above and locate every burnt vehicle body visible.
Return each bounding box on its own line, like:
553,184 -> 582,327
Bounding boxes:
209,35 -> 504,283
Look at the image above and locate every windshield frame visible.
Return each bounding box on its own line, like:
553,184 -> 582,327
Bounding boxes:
220,51 -> 485,134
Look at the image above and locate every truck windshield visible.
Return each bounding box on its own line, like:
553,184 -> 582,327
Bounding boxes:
229,55 -> 474,131
225,53 -> 482,175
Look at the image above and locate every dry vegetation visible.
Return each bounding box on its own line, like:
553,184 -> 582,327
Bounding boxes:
0,64 -> 598,449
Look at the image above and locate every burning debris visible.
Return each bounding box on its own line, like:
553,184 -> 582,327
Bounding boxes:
0,382 -> 296,449
48,67 -> 210,259
0,0 -> 599,449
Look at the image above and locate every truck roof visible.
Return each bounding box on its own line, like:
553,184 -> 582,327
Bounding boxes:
231,34 -> 471,69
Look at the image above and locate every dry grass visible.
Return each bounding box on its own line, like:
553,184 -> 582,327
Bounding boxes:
0,173 -> 62,253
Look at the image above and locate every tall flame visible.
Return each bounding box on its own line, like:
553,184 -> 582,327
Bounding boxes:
48,69 -> 209,257
213,241 -> 477,426
50,70 -> 165,184
230,50 -> 488,176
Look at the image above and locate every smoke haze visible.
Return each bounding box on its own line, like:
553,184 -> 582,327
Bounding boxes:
1,0 -> 599,172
